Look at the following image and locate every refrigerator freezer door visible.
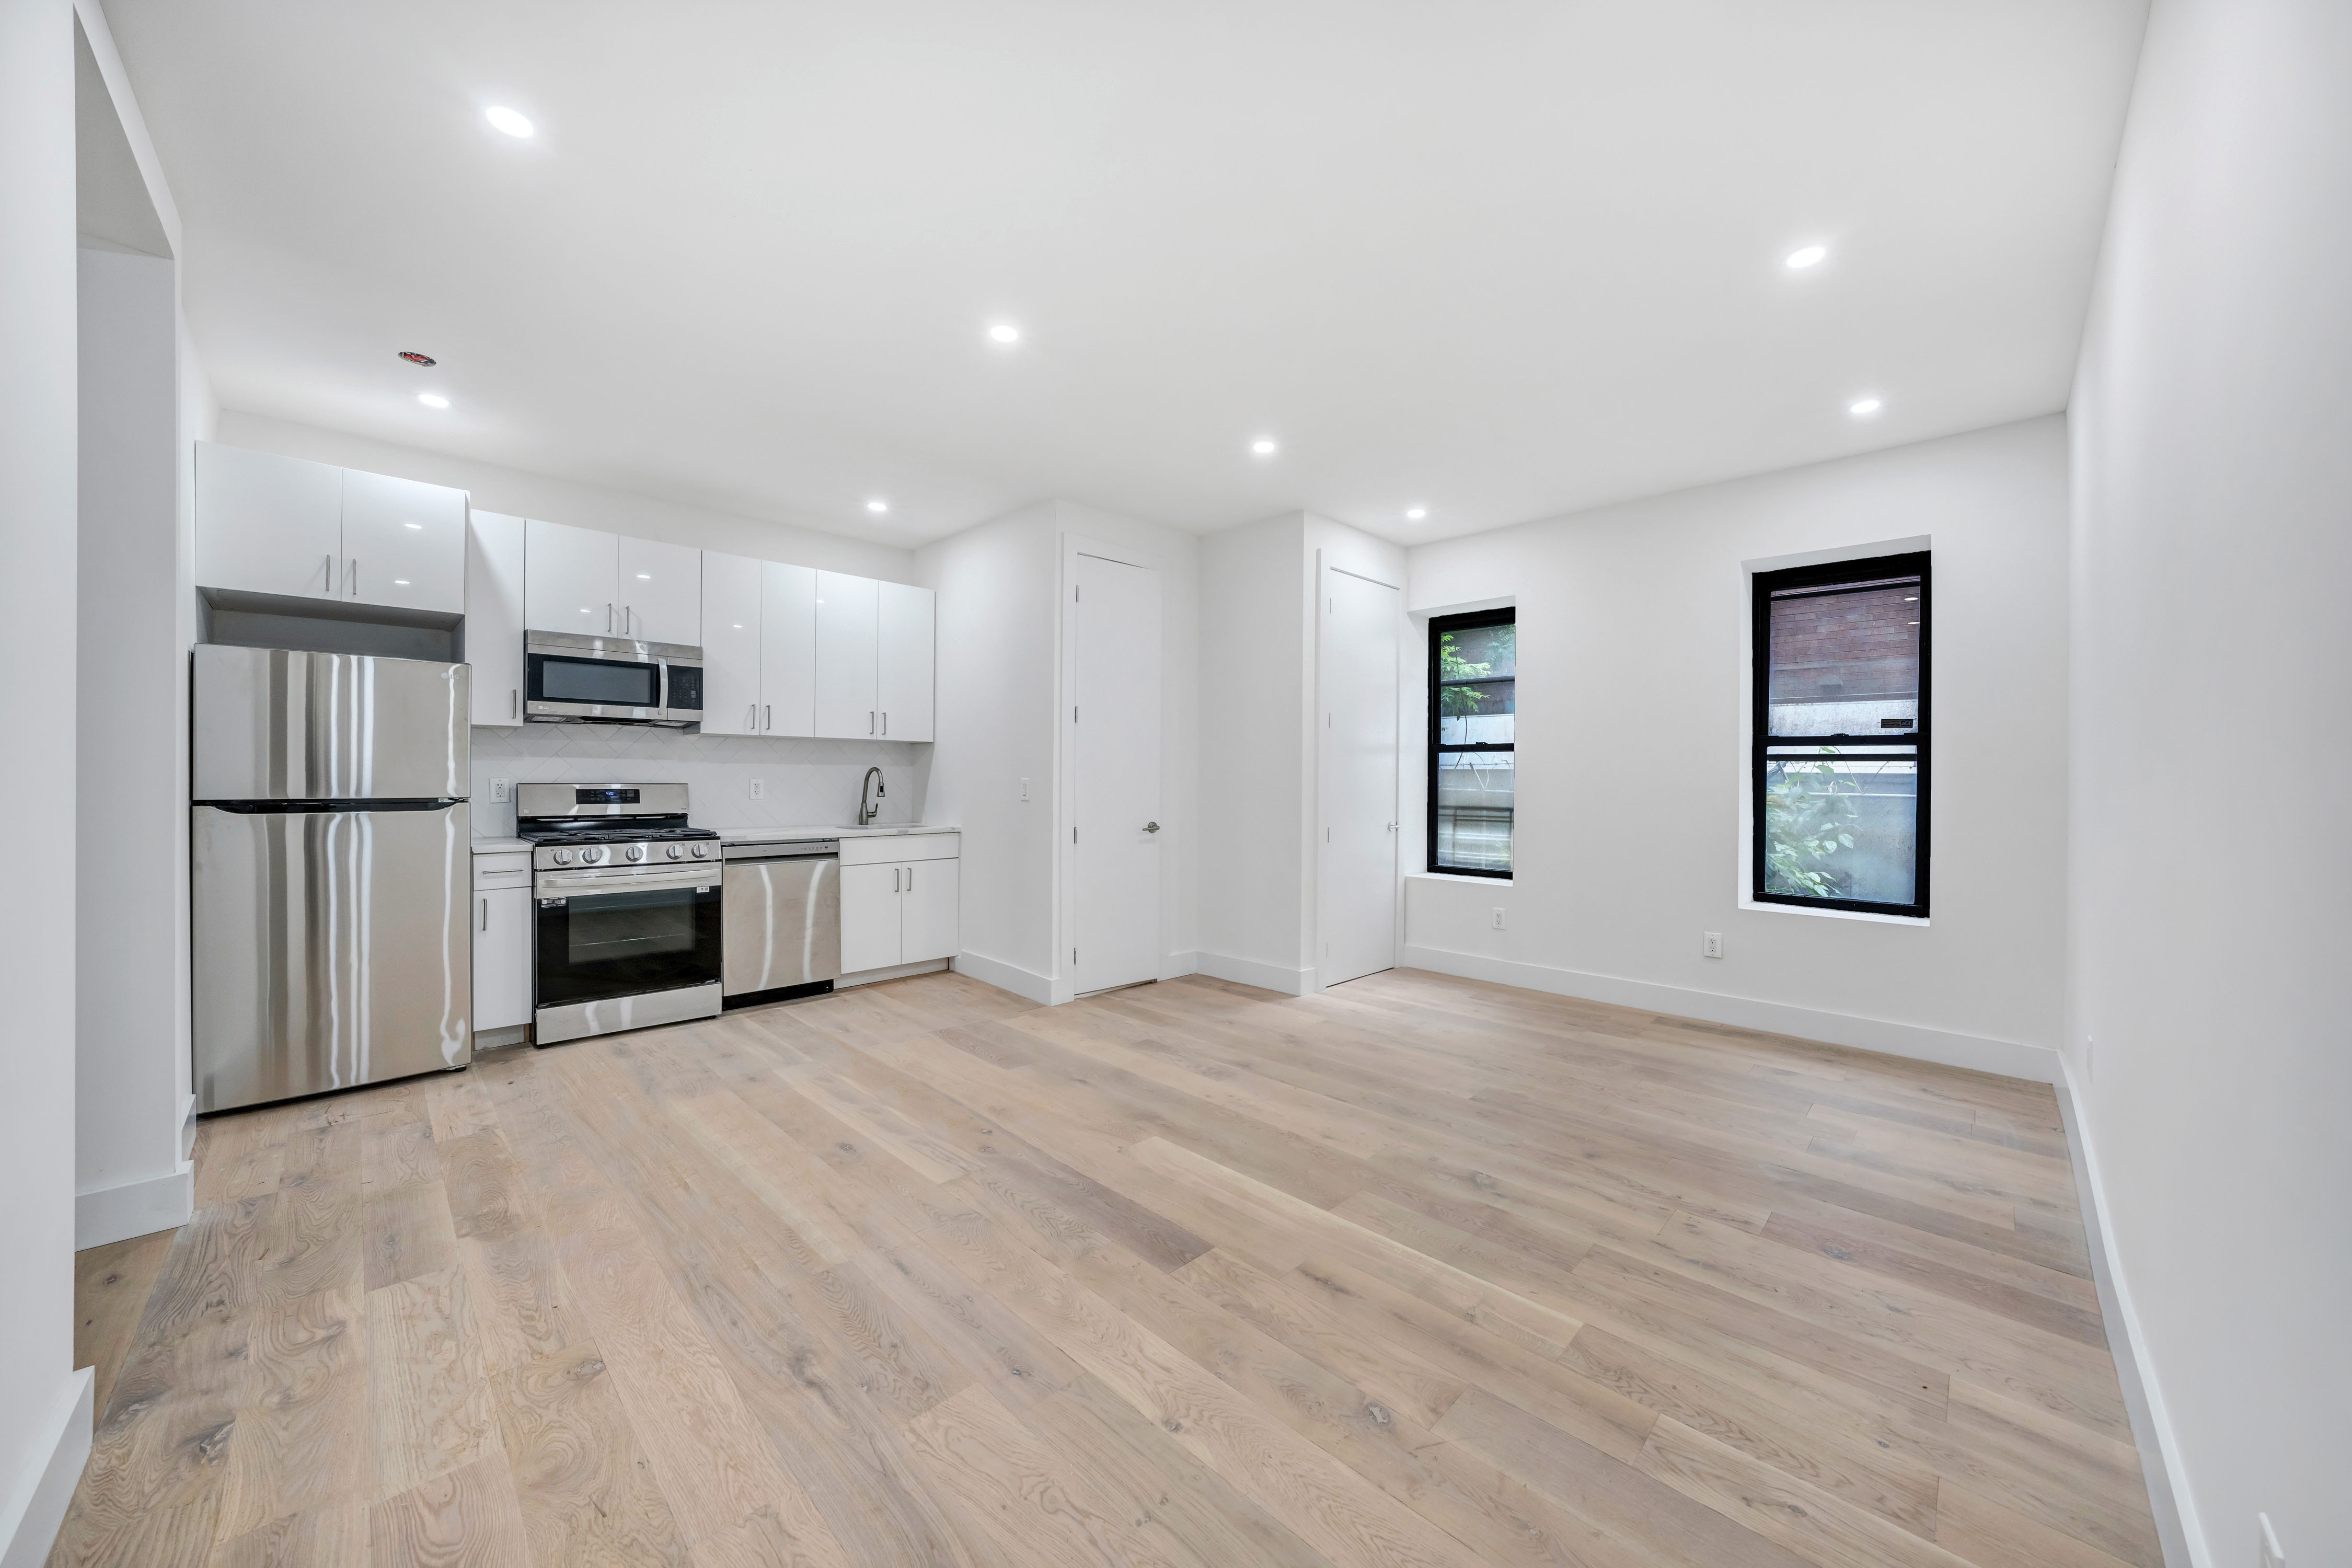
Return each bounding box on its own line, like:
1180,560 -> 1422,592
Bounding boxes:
194,645 -> 469,801
192,802 -> 472,1112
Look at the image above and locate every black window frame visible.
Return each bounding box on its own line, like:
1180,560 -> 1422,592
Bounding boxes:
1427,606 -> 1516,880
1750,551 -> 1931,918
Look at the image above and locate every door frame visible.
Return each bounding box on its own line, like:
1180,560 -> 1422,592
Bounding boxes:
1058,533 -> 1166,1002
1315,555 -> 1405,991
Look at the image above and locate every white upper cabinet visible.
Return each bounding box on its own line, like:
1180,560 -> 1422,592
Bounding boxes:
466,511 -> 527,726
195,442 -> 347,601
876,581 -> 936,742
699,551 -> 762,736
760,562 -> 817,736
813,571 -> 881,737
524,519 -> 621,637
616,535 -> 701,645
340,470 -> 467,613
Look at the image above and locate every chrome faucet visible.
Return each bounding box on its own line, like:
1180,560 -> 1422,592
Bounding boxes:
857,766 -> 886,826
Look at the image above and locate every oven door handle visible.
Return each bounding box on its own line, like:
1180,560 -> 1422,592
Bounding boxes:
537,871 -> 716,898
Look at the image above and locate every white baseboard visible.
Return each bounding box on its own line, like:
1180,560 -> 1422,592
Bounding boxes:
0,1369 -> 91,1568
2055,1065 -> 2202,1568
950,950 -> 1058,1005
1195,951 -> 1316,997
836,958 -> 950,991
180,1092 -> 197,1162
1399,943 -> 2060,1083
1160,951 -> 1201,981
75,1165 -> 193,1250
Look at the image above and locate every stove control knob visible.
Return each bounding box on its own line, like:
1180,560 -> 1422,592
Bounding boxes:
691,843 -> 712,859
550,848 -> 575,866
581,846 -> 607,864
624,844 -> 647,862
666,844 -> 685,860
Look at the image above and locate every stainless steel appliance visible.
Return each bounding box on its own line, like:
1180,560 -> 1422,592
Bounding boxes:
517,783 -> 723,1043
191,645 -> 471,1114
524,631 -> 703,727
721,839 -> 840,1006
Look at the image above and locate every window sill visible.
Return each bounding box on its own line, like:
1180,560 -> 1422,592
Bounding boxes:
1409,870 -> 1515,886
1740,898 -> 1927,927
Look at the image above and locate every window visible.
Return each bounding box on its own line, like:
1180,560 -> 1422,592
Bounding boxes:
1428,608 -> 1515,877
1751,551 -> 1929,916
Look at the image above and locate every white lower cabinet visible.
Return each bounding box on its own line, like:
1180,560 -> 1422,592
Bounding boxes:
837,837 -> 960,973
474,885 -> 533,1031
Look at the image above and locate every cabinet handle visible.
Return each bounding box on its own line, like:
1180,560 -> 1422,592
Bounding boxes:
349,558 -> 358,596
606,603 -> 614,634
906,863 -> 914,891
869,711 -> 876,734
324,553 -> 333,590
764,704 -> 771,730
480,896 -> 489,932
893,867 -> 901,893
881,711 -> 887,735
510,688 -> 517,720
747,703 -> 756,730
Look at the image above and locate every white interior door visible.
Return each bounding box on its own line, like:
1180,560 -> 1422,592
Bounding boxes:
1068,551 -> 1161,992
699,551 -> 762,735
1320,564 -> 1400,986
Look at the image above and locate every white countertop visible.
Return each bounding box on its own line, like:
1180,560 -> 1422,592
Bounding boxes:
470,823 -> 955,854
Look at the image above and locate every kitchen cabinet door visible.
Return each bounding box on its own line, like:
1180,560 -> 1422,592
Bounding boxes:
838,861 -> 902,974
899,857 -> 959,964
195,441 -> 342,600
340,470 -> 467,613
700,551 -> 762,736
525,519 -> 621,636
813,571 -> 880,738
759,561 -> 816,735
617,535 -> 701,645
876,581 -> 935,742
474,886 -> 533,1031
466,511 -> 527,725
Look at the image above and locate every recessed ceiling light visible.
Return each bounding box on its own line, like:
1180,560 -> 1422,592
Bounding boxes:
1847,396 -> 1883,417
485,106 -> 534,138
986,321 -> 1021,345
417,393 -> 449,409
635,572 -> 650,580
393,579 -> 410,585
866,499 -> 889,514
398,351 -> 436,366
1250,438 -> 1278,456
402,522 -> 422,530
1405,506 -> 1427,521
1785,245 -> 1828,270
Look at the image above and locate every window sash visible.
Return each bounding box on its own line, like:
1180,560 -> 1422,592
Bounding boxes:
1751,553 -> 1930,916
1429,608 -> 1515,879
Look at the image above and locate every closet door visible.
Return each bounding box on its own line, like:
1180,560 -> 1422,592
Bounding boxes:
759,562 -> 817,735
813,572 -> 880,738
875,581 -> 935,742
699,551 -> 762,735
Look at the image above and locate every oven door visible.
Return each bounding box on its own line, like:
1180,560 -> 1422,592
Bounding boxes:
534,866 -> 722,1043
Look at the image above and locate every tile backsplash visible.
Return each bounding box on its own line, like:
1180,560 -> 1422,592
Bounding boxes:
467,725 -> 931,837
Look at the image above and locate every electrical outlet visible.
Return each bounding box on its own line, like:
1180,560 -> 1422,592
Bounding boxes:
1702,931 -> 1724,960
488,778 -> 510,803
2259,1512 -> 2284,1568
1021,777 -> 1030,802
1491,907 -> 1506,931
748,778 -> 764,799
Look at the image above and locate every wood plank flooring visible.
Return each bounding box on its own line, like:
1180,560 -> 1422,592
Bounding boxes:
52,967 -> 2159,1568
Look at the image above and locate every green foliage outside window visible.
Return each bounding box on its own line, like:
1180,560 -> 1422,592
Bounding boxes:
1762,750 -> 1860,899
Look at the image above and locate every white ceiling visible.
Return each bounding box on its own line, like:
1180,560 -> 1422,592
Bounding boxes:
109,1 -> 2148,548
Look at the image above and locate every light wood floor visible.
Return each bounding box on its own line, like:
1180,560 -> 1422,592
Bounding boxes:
51,967 -> 2159,1568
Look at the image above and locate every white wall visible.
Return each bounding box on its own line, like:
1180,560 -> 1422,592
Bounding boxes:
215,411 -> 918,585
0,0 -> 90,1561
918,501 -> 1200,1002
1402,418 -> 2070,1077
2068,0 -> 2352,1561
1196,511 -> 1404,994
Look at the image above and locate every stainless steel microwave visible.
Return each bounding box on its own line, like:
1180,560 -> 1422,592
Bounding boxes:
523,631 -> 704,727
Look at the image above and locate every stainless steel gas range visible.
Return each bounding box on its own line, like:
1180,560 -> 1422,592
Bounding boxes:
517,782 -> 724,1044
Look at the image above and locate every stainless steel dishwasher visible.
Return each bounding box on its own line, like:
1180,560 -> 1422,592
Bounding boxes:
720,838 -> 840,1005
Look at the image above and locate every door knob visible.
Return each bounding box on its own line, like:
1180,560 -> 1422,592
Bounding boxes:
1143,822 -> 1160,833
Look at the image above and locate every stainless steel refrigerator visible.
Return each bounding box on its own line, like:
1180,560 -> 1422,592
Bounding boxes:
192,645 -> 472,1113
